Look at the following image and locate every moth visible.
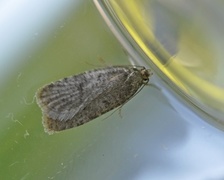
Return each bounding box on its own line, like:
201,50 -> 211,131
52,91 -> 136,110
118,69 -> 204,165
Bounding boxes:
36,66 -> 153,134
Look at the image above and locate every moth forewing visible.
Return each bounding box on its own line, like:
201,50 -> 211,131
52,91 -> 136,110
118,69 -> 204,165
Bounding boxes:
36,66 -> 152,134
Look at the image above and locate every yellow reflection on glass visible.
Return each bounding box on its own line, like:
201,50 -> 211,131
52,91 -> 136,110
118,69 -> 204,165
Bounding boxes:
97,0 -> 224,127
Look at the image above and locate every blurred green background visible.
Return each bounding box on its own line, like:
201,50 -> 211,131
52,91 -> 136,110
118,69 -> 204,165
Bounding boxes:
0,1 -> 130,179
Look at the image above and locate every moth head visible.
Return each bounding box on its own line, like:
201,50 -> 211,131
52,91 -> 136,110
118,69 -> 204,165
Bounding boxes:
140,67 -> 153,83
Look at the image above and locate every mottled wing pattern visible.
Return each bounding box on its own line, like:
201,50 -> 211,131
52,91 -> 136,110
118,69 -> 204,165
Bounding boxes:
36,70 -> 114,121
36,66 -> 152,134
36,67 -> 131,122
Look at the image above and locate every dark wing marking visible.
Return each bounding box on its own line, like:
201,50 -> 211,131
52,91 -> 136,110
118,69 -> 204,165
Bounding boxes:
36,67 -> 130,121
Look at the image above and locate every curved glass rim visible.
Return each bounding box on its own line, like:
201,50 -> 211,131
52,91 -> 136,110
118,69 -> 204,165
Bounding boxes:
93,0 -> 224,131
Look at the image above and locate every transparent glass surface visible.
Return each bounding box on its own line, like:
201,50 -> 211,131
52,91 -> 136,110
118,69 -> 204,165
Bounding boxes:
94,0 -> 224,130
